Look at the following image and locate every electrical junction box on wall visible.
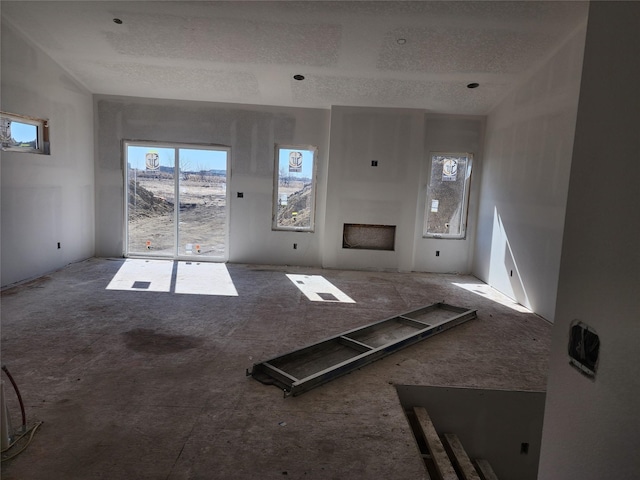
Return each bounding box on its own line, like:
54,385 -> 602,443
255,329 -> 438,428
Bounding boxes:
568,321 -> 600,378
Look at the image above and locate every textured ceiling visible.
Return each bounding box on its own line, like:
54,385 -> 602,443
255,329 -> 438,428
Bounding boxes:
1,1 -> 589,114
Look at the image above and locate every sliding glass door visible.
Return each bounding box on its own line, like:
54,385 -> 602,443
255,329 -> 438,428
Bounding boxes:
125,142 -> 229,261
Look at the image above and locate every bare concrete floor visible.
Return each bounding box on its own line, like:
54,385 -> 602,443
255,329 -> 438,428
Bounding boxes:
0,258 -> 551,479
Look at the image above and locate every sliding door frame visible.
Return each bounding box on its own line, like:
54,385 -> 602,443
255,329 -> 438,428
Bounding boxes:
123,140 -> 231,262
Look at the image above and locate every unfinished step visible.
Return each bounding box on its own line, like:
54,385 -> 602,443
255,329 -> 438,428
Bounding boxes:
414,407 -> 458,480
474,459 -> 499,480
443,433 -> 481,480
247,302 -> 477,396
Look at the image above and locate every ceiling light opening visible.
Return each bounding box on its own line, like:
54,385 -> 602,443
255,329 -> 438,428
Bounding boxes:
467,82 -> 480,89
293,75 -> 305,81
113,18 -> 123,25
396,38 -> 407,45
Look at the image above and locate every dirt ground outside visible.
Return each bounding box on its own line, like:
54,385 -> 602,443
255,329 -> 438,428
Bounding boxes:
128,173 -> 227,258
127,172 -> 313,257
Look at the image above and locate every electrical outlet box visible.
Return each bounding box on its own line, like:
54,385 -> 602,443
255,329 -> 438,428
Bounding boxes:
568,321 -> 600,377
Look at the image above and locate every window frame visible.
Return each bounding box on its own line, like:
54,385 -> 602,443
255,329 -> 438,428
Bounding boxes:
423,152 -> 473,240
0,111 -> 49,154
272,144 -> 318,232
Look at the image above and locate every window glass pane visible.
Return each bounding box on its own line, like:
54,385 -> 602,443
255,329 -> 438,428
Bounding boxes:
424,153 -> 472,238
1,118 -> 38,150
274,146 -> 316,230
177,148 -> 228,257
127,145 -> 176,255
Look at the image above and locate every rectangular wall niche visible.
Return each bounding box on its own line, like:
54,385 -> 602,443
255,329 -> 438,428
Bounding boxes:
342,224 -> 396,251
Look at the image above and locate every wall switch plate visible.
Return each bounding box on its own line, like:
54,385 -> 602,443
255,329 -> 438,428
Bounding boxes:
371,160 -> 378,167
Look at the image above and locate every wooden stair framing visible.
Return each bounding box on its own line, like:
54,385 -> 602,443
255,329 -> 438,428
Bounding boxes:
412,406 -> 499,480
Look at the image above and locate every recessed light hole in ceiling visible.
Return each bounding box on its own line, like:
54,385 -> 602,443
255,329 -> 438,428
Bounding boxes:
467,82 -> 480,89
293,74 -> 305,81
113,18 -> 123,25
396,38 -> 407,45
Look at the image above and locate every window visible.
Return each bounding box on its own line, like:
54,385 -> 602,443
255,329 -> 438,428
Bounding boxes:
424,153 -> 473,239
273,145 -> 318,231
0,111 -> 49,154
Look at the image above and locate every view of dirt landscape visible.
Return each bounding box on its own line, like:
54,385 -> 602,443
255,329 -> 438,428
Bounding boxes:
128,171 -> 227,257
275,181 -> 313,228
127,171 -> 312,257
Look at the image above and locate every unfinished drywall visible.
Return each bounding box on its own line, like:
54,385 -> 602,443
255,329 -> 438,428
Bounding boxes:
413,115 -> 485,274
538,3 -> 640,478
324,107 -> 483,273
94,96 -> 329,265
323,106 -> 424,271
473,18 -> 588,321
0,20 -> 94,287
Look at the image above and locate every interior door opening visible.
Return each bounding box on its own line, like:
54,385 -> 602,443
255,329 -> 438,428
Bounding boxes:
125,142 -> 230,261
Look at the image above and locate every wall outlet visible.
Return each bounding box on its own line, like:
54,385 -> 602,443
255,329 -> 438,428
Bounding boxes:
237,192 -> 244,198
371,160 -> 378,167
57,242 -> 61,249
436,250 -> 440,257
293,243 -> 298,250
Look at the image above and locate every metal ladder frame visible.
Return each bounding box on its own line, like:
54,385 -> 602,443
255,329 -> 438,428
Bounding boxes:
247,302 -> 477,397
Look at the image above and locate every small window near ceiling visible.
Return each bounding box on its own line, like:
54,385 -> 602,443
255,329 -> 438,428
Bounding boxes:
273,145 -> 318,231
0,111 -> 49,154
424,153 -> 473,239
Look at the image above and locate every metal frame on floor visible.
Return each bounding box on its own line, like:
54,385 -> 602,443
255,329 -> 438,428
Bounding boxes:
247,302 -> 477,397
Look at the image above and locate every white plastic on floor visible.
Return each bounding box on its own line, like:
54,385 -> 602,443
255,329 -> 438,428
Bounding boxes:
175,262 -> 238,296
452,282 -> 531,313
286,274 -> 355,303
106,259 -> 173,292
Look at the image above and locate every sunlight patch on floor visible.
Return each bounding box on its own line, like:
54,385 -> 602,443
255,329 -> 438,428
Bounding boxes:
452,282 -> 531,313
175,262 -> 237,296
287,274 -> 355,303
106,259 -> 238,296
106,259 -> 173,292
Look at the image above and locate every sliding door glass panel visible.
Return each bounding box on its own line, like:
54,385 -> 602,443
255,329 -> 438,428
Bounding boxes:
126,145 -> 176,256
177,148 -> 228,258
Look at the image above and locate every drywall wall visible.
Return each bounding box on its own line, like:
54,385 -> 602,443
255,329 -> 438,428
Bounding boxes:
323,107 -> 482,273
473,21 -> 587,321
95,96 -> 329,265
323,106 -> 425,271
397,385 -> 546,480
538,3 -> 640,478
98,100 -> 482,273
413,115 -> 485,273
1,21 -> 94,287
